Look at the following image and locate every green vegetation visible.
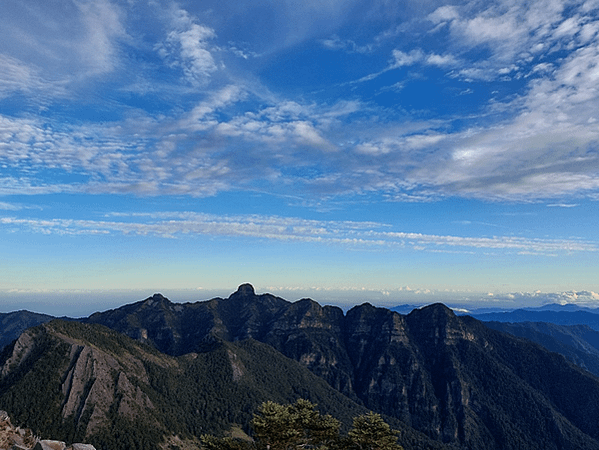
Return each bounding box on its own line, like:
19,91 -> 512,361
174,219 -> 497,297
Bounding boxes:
139,338 -> 371,441
251,399 -> 340,450
347,412 -> 402,450
0,322 -> 379,450
6,300 -> 599,450
0,327 -> 75,440
203,399 -> 403,450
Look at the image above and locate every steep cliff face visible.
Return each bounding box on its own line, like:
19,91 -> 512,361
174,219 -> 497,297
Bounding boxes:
0,321 -> 164,441
262,299 -> 353,396
59,345 -> 156,436
85,293 -> 186,355
344,304 -> 431,430
485,321 -> 599,377
341,304 -> 599,449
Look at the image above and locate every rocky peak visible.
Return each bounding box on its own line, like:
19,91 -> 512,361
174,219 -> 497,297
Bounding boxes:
407,303 -> 456,328
233,283 -> 256,297
407,303 -> 475,347
412,302 -> 455,316
143,293 -> 172,307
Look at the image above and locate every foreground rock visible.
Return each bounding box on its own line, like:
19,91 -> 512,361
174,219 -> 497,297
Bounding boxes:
0,411 -> 95,450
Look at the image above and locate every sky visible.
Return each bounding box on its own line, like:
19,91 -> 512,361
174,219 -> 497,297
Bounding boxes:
1,0 -> 599,316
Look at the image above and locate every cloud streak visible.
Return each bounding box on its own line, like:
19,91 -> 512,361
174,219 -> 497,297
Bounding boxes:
1,212 -> 596,255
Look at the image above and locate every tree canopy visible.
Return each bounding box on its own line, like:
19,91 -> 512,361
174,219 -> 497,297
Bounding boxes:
251,399 -> 340,450
202,399 -> 403,450
347,412 -> 403,450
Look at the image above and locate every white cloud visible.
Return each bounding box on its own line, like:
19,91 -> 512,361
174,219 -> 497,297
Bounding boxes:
186,85 -> 246,124
355,133 -> 446,155
425,53 -> 458,66
391,49 -> 457,68
480,290 -> 599,307
321,35 -> 372,53
0,0 -> 126,91
1,212 -> 597,255
428,5 -> 460,24
155,6 -> 219,85
391,49 -> 425,67
0,202 -> 22,211
461,14 -> 521,47
427,0 -> 599,82
364,1 -> 599,200
0,54 -> 63,99
1,0 -> 598,205
73,0 -> 127,76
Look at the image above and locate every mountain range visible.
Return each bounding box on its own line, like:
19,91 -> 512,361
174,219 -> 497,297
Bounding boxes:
470,308 -> 599,330
2,284 -> 599,450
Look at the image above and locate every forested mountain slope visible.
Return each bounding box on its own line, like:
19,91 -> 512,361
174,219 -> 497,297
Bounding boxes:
4,320 -> 444,450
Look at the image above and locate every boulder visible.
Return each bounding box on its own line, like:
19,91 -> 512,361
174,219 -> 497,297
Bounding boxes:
33,440 -> 66,450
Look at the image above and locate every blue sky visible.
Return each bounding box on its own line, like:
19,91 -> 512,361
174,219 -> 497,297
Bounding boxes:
1,0 -> 599,315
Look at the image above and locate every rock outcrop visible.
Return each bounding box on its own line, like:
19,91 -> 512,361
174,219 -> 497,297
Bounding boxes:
0,411 -> 95,450
0,323 -> 159,440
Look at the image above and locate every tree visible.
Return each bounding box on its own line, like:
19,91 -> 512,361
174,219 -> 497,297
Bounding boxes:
201,401 -> 402,450
347,413 -> 403,450
251,401 -> 298,450
251,399 -> 340,450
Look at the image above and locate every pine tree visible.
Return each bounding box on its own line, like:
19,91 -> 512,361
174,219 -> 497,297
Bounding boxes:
347,413 -> 403,450
251,399 -> 340,450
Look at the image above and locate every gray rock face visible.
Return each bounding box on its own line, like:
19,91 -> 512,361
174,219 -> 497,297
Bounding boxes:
0,411 -> 36,450
33,441 -> 65,450
59,343 -> 154,436
31,440 -> 96,450
68,444 -> 96,450
10,444 -> 29,450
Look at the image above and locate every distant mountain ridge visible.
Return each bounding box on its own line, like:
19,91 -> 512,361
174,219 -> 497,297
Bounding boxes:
471,308 -> 599,330
0,310 -> 56,350
485,321 -> 599,377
